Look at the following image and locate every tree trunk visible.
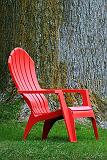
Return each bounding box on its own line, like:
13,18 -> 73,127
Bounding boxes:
59,0 -> 107,97
0,0 -> 66,92
1,0 -> 106,97
0,0 -> 107,124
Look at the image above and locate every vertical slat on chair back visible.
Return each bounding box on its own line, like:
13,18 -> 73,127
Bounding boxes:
8,48 -> 50,114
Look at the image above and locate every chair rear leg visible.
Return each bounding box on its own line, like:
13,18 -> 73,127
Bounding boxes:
23,114 -> 37,140
42,116 -> 63,140
91,117 -> 99,140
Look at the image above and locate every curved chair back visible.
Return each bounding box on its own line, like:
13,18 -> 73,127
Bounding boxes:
8,48 -> 49,114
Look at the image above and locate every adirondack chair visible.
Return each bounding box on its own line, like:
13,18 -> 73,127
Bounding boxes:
8,48 -> 98,142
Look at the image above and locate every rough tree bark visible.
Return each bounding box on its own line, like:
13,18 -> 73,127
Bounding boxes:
0,0 -> 66,92
0,0 -> 107,97
59,0 -> 107,97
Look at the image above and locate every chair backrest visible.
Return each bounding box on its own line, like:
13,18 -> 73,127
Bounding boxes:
8,48 -> 50,114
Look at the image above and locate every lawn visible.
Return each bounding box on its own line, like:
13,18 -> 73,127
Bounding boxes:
0,120 -> 107,160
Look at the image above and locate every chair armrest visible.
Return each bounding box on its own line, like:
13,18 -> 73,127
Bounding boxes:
60,89 -> 87,93
18,89 -> 68,111
18,88 -> 91,106
18,89 -> 62,94
60,89 -> 91,106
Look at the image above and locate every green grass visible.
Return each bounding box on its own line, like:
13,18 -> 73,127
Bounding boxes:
0,120 -> 107,160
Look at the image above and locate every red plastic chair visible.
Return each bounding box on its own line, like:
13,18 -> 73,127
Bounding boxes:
8,48 -> 98,142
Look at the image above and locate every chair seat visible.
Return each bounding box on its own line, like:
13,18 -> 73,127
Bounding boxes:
69,106 -> 92,111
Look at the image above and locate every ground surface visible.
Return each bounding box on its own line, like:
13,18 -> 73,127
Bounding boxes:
0,120 -> 107,160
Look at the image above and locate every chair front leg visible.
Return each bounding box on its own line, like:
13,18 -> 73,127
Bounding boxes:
23,114 -> 37,140
56,90 -> 77,142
